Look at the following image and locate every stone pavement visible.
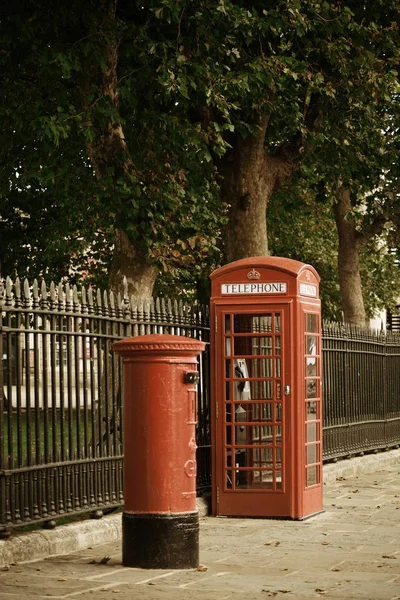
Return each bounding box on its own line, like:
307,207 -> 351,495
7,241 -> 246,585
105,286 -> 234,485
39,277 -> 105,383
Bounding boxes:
0,452 -> 399,600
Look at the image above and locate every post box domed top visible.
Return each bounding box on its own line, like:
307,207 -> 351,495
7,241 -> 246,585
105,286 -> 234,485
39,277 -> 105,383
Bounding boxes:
210,256 -> 319,281
113,333 -> 205,359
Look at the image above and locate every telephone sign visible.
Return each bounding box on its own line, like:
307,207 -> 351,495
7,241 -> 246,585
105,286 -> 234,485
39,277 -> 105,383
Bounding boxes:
210,257 -> 323,520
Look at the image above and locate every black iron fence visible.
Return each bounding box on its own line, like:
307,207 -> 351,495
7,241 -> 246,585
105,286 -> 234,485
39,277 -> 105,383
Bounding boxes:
322,322 -> 400,460
1,276 -> 400,534
0,277 -> 210,536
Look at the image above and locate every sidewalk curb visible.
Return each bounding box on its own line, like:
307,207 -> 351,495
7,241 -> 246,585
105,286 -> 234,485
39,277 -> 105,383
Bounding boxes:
1,449 -> 399,568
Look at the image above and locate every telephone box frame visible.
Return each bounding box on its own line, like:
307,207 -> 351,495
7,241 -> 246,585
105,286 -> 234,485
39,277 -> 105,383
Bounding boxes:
210,257 -> 323,519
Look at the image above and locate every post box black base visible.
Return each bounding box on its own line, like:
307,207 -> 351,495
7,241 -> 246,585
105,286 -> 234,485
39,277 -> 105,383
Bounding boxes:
122,511 -> 199,569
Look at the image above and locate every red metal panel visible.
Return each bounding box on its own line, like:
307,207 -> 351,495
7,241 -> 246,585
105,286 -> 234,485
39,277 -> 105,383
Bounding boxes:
114,335 -> 205,515
210,257 -> 323,519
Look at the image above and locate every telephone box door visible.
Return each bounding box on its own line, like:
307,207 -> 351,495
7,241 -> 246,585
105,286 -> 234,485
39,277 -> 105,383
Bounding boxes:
215,305 -> 292,517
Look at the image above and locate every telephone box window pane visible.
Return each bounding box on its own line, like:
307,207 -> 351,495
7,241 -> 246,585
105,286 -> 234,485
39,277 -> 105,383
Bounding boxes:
226,382 -> 231,400
225,359 -> 231,378
307,466 -> 318,487
225,315 -> 231,334
249,337 -> 273,356
307,422 -> 317,443
233,314 -> 273,333
276,403 -> 282,422
225,337 -> 232,356
234,404 -> 247,422
275,425 -> 282,443
275,357 -> 281,377
306,313 -> 318,333
226,425 -> 232,445
259,315 -> 273,332
251,380 -> 272,400
251,357 -> 272,378
226,470 -> 233,489
276,471 -> 282,489
275,336 -> 281,355
276,447 -> 282,467
235,425 -> 247,445
307,401 -> 317,420
306,379 -> 317,399
262,425 -> 273,441
307,444 -> 317,465
275,314 -> 281,332
306,336 -> 317,355
306,357 -> 317,376
261,447 -> 273,465
261,403 -> 273,421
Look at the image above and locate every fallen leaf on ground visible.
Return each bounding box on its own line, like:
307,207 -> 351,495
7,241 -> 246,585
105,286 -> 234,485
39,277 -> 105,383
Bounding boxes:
322,541 -> 329,545
197,564 -> 208,571
382,555 -> 397,559
57,578 -> 68,582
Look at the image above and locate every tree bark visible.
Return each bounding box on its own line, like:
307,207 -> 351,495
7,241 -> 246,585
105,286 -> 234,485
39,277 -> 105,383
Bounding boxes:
334,187 -> 367,326
108,230 -> 158,301
218,117 -> 300,263
83,0 -> 157,301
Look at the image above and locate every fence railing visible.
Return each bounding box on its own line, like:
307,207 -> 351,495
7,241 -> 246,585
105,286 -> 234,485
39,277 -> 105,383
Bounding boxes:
0,277 -> 210,535
322,321 -> 400,460
1,276 -> 400,534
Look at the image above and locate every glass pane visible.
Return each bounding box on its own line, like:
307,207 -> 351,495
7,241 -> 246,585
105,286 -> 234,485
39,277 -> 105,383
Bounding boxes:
276,403 -> 282,422
275,425 -> 282,443
247,425 -> 273,443
275,336 -> 281,355
225,314 -> 231,334
306,335 -> 317,355
307,444 -> 317,465
276,471 -> 282,489
306,357 -> 317,376
251,357 -> 273,378
250,336 -> 272,356
251,379 -> 273,400
225,359 -> 231,377
306,313 -> 318,333
261,403 -> 273,420
275,314 -> 281,333
226,425 -> 232,445
307,465 -> 318,487
253,447 -> 273,467
306,401 -> 317,420
225,337 -> 232,356
306,379 -> 317,399
307,422 -> 317,443
275,357 -> 281,377
226,470 -> 233,489
276,447 -> 282,467
233,314 -> 272,333
226,381 -> 231,400
236,424 -> 247,445
234,336 -> 253,356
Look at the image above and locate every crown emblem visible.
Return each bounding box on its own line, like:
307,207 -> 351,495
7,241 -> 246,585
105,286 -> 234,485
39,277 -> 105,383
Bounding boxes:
247,268 -> 261,280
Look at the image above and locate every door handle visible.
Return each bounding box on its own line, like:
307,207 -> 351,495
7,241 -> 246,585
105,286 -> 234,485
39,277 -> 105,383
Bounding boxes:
284,385 -> 290,396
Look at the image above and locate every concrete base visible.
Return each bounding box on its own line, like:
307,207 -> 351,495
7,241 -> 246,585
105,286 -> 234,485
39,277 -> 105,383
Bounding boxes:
122,511 -> 199,569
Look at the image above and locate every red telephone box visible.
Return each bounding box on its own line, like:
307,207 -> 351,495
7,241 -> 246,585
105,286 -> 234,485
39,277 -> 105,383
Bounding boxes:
210,257 -> 323,519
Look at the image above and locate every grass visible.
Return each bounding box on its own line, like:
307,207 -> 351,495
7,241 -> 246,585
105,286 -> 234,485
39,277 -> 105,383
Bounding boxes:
2,410 -> 94,465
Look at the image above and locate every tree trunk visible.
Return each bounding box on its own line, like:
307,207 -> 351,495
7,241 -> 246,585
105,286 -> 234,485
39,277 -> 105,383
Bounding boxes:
218,117 -> 300,263
334,187 -> 367,326
108,230 -> 158,301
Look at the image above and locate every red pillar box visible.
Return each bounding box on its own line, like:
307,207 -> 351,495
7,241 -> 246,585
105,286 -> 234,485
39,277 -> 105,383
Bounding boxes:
113,334 -> 205,569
